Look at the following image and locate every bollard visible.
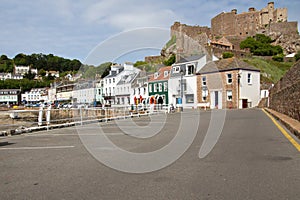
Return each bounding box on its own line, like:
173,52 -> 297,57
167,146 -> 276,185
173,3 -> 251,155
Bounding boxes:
38,106 -> 43,126
46,105 -> 51,131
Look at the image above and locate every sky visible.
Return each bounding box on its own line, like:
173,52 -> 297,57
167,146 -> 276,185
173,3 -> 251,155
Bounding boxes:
0,0 -> 299,65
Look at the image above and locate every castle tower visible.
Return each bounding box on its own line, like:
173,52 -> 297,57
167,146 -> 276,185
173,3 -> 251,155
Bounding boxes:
267,2 -> 274,22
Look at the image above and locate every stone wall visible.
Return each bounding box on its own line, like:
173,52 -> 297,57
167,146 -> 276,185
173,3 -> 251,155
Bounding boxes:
171,22 -> 211,39
269,61 -> 300,121
211,2 -> 290,38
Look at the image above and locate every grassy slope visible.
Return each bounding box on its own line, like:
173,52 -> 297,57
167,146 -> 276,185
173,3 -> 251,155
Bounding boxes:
243,57 -> 293,84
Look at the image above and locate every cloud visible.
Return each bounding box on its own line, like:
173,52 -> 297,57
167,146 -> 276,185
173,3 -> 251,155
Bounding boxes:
83,0 -> 178,30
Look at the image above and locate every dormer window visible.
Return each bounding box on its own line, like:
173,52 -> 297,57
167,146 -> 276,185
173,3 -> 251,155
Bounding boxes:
164,71 -> 168,77
154,72 -> 159,79
173,66 -> 180,73
187,65 -> 194,75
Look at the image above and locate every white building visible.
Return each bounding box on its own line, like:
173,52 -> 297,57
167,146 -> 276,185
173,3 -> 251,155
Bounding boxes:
21,88 -> 49,103
0,72 -> 23,80
197,58 -> 260,109
102,62 -> 140,105
46,71 -> 60,78
168,55 -> 207,108
115,72 -> 138,105
131,71 -> 149,105
0,89 -> 21,105
14,65 -> 37,75
0,73 -> 12,80
73,81 -> 96,105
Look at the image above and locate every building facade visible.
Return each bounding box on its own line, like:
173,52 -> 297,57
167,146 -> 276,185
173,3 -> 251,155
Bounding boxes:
197,58 -> 260,109
148,66 -> 171,107
21,88 -> 49,104
168,55 -> 207,108
102,62 -> 140,105
0,89 -> 21,105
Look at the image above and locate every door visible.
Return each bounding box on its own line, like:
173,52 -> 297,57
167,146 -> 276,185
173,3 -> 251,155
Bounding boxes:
210,90 -> 222,109
242,99 -> 248,108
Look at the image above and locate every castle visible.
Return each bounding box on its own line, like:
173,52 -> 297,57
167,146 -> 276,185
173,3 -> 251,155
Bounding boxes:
163,2 -> 299,59
211,2 -> 289,37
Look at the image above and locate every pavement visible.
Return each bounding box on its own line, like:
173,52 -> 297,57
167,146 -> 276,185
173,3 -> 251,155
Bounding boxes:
0,109 -> 299,200
264,108 -> 300,139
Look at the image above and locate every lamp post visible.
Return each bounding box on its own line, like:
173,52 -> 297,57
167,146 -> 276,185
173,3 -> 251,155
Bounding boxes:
180,69 -> 184,112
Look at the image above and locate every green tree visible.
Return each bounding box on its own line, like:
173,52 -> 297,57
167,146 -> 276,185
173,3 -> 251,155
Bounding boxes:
23,70 -> 36,80
163,54 -> 176,66
39,69 -> 46,77
222,52 -> 234,59
240,34 -> 283,56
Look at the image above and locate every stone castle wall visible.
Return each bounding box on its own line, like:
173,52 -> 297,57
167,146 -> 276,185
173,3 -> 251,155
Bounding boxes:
211,2 -> 290,38
269,61 -> 300,121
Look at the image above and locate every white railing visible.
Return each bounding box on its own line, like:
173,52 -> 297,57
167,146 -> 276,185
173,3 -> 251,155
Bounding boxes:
0,105 -> 172,135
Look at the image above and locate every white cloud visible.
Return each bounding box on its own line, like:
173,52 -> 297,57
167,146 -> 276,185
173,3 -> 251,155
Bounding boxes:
83,0 -> 178,30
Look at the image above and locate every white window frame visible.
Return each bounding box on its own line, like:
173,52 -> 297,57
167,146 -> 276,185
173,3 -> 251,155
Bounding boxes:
185,94 -> 194,103
149,84 -> 152,93
202,89 -> 208,101
226,90 -> 232,101
227,73 -> 232,84
164,82 -> 168,92
154,83 -> 157,92
247,73 -> 252,85
164,71 -> 168,77
202,76 -> 207,86
173,66 -> 180,73
158,83 -> 163,92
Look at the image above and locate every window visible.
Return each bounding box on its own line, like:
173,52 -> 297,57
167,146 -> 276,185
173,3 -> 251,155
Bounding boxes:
202,88 -> 208,101
227,73 -> 232,84
187,65 -> 194,75
154,72 -> 159,79
173,66 -> 180,73
154,83 -> 157,92
247,73 -> 252,84
227,90 -> 232,101
158,83 -> 162,92
149,84 -> 152,93
113,78 -> 115,83
164,82 -> 168,92
202,76 -> 207,86
109,79 -> 111,84
185,94 -> 194,103
164,71 -> 168,77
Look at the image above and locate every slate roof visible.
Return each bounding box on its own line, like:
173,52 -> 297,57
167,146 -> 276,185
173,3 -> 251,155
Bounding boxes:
175,54 -> 205,64
104,67 -> 124,78
117,73 -> 138,85
198,58 -> 260,74
148,66 -> 172,82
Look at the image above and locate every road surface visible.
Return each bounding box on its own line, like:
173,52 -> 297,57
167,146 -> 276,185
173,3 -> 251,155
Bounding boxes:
0,109 -> 299,200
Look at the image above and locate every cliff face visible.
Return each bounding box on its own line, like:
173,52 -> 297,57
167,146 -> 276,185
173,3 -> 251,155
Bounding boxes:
161,22 -> 211,61
267,22 -> 300,54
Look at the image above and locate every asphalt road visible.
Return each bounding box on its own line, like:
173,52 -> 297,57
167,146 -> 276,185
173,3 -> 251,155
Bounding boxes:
0,109 -> 299,200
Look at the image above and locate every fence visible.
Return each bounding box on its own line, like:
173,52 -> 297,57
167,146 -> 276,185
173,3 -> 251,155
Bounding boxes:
0,105 -> 171,135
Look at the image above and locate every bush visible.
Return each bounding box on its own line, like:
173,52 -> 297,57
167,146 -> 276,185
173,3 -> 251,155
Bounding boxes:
163,54 -> 176,66
295,51 -> 300,62
272,54 -> 284,62
222,52 -> 234,59
240,34 -> 283,56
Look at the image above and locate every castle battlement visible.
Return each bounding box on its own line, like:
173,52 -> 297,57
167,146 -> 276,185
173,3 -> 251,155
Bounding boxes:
211,2 -> 288,38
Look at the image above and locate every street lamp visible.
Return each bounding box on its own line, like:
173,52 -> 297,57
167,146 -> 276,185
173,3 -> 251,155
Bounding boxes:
180,69 -> 184,112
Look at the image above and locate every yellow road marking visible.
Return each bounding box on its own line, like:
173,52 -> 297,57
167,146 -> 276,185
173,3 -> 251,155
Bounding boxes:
262,109 -> 300,152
